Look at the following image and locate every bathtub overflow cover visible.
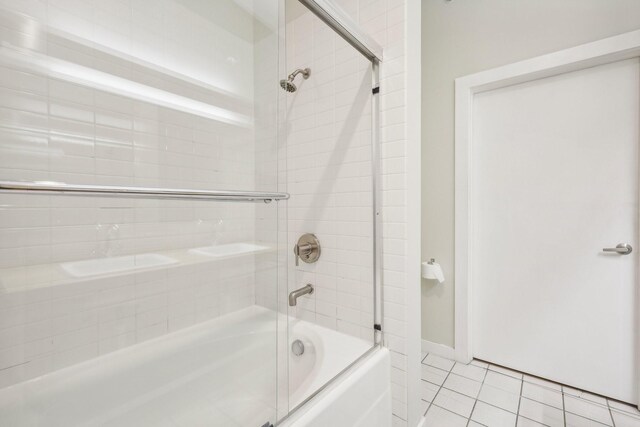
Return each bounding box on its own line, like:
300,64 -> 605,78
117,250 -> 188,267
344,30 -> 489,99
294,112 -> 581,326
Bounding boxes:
291,339 -> 305,356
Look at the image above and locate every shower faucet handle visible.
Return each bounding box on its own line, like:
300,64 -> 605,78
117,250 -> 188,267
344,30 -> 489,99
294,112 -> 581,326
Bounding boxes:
293,233 -> 321,267
293,243 -> 311,266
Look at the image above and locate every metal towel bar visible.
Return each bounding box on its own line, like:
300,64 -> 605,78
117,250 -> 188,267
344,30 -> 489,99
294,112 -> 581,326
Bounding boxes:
0,181 -> 289,203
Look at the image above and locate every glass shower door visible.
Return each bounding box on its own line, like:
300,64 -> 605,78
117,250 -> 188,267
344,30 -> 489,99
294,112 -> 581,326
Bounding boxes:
0,1 -> 284,426
282,0 -> 379,413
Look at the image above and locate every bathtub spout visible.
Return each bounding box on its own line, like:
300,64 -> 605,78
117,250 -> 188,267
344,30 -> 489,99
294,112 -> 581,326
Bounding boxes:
289,284 -> 314,306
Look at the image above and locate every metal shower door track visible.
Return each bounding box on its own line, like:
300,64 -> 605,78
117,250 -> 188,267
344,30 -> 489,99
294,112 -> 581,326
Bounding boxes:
297,0 -> 383,62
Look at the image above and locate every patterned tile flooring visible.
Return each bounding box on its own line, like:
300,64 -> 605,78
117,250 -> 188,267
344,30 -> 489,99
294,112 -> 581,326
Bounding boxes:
420,353 -> 640,426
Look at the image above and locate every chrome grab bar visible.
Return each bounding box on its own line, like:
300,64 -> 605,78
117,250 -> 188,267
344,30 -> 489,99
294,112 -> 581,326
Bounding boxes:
0,181 -> 289,203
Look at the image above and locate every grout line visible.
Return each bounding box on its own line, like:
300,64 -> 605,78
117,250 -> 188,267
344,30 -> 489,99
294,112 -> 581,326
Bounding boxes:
465,360 -> 489,426
515,372 -> 524,423
518,413 -> 553,427
562,388 -> 567,427
607,398 -> 616,427
423,353 -> 457,421
422,355 -> 635,427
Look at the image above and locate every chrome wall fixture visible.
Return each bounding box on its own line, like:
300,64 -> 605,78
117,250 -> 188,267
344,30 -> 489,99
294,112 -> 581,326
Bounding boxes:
288,284 -> 314,306
293,233 -> 321,266
280,67 -> 311,93
0,181 -> 290,203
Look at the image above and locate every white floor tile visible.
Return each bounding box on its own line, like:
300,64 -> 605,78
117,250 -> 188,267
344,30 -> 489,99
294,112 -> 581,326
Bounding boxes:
563,386 -> 607,405
609,400 -> 640,417
422,364 -> 448,386
518,397 -> 564,427
489,364 -> 523,379
517,416 -> 546,426
523,374 -> 562,391
433,387 -> 475,418
452,362 -> 487,382
471,401 -> 516,427
424,354 -> 455,371
521,382 -> 563,410
415,354 -> 629,427
566,412 -> 610,426
484,371 -> 522,394
443,373 -> 482,398
421,380 -> 440,403
564,395 -> 613,426
611,410 -> 640,427
424,405 -> 468,427
478,383 -> 520,413
471,359 -> 489,369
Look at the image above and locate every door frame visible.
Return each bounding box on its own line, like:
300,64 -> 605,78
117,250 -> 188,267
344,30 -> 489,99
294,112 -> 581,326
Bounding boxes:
454,29 -> 640,363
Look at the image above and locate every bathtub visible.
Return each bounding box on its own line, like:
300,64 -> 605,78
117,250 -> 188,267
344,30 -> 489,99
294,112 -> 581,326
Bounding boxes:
0,306 -> 390,427
283,345 -> 391,427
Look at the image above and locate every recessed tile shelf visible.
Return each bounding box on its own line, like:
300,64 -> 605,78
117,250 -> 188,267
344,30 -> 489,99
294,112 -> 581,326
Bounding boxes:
0,242 -> 275,293
61,253 -> 179,278
189,242 -> 270,258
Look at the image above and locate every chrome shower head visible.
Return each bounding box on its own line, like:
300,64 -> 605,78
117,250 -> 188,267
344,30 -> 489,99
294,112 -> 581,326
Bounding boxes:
280,79 -> 297,92
280,67 -> 310,93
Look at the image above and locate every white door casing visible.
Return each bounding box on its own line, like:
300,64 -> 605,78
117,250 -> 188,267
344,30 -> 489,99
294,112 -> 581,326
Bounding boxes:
454,30 -> 640,403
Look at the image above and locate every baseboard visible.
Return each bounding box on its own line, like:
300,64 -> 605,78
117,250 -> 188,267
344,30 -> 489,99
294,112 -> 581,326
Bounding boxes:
421,339 -> 455,360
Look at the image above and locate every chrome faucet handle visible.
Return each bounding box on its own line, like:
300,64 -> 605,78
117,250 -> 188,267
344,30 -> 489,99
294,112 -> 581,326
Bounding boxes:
293,234 -> 321,267
294,243 -> 313,266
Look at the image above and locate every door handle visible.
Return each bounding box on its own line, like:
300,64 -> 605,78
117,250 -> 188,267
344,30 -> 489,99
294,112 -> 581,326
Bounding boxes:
602,243 -> 633,255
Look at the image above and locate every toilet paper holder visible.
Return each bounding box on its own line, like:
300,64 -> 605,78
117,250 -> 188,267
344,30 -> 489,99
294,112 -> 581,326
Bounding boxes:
422,258 -> 445,283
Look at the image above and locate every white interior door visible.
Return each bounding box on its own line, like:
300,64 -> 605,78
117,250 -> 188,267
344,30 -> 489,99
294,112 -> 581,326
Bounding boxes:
472,57 -> 640,403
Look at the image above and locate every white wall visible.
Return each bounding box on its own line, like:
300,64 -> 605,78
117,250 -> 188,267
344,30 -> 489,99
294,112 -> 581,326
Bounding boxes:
421,0 -> 640,347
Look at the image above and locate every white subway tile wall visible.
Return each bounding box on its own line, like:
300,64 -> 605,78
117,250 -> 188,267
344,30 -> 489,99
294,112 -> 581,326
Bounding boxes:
286,0 -> 409,424
284,2 -> 375,341
339,1 -> 409,425
0,0 -> 281,388
0,0 -> 410,424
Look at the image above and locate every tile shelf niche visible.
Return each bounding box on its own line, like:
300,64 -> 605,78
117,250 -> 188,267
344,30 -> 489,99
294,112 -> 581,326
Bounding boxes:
0,242 -> 275,294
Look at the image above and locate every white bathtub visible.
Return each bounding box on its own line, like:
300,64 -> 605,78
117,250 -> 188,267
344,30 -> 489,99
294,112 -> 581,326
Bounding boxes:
0,306 -> 390,427
283,346 -> 391,427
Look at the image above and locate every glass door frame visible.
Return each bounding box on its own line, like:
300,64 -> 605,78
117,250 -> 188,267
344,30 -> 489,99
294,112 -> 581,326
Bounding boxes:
279,0 -> 384,423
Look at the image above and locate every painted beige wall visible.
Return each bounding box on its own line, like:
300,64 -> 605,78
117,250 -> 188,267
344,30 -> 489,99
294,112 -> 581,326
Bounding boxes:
421,0 -> 640,347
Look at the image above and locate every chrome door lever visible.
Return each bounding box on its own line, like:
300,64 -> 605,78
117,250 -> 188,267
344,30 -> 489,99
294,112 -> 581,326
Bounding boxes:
603,243 -> 633,255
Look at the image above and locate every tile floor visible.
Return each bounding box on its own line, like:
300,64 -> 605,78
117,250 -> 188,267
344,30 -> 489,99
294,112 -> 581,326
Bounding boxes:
420,353 -> 640,427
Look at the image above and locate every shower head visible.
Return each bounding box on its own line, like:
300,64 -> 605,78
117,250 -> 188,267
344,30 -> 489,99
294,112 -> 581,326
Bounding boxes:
280,79 -> 297,93
280,67 -> 310,93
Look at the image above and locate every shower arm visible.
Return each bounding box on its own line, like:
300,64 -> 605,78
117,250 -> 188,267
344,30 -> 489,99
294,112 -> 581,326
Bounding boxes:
288,68 -> 310,81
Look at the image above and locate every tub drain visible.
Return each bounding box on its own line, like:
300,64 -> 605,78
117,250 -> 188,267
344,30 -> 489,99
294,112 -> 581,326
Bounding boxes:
291,339 -> 305,356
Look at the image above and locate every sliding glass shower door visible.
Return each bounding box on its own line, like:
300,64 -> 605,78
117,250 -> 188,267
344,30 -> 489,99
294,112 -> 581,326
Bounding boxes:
282,0 -> 382,414
0,1 -> 285,426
